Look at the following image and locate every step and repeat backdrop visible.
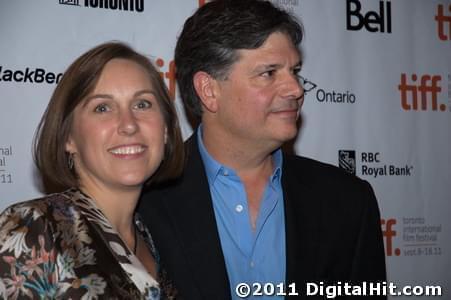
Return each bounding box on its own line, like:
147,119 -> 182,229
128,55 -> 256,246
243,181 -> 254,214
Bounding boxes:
0,0 -> 450,298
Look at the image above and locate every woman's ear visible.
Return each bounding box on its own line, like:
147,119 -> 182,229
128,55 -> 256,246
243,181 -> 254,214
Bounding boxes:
65,135 -> 76,154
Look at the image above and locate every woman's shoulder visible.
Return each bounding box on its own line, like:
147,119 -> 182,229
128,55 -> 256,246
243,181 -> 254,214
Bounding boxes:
0,191 -> 80,239
1,191 -> 73,220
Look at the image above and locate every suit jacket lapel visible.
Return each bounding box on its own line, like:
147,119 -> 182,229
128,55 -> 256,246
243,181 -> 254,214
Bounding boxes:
161,135 -> 231,298
157,140 -> 322,298
282,155 -> 321,289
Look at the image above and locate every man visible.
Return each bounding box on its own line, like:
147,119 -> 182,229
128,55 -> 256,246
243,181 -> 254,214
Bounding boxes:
139,1 -> 386,299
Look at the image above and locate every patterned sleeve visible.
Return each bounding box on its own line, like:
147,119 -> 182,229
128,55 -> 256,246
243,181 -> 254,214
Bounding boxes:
0,200 -> 68,299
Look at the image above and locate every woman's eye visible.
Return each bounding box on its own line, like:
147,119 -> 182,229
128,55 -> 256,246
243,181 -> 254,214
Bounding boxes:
135,100 -> 152,110
94,104 -> 110,113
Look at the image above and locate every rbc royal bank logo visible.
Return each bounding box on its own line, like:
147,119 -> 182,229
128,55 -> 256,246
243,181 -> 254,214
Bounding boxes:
338,150 -> 356,175
346,0 -> 392,33
435,4 -> 451,41
398,74 -> 448,112
339,150 -> 414,178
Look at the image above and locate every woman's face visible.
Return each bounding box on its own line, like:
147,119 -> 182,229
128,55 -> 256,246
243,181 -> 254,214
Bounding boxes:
66,58 -> 167,193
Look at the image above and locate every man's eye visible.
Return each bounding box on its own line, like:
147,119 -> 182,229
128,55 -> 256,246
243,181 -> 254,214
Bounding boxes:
94,104 -> 110,113
135,100 -> 152,110
261,70 -> 275,77
293,67 -> 302,77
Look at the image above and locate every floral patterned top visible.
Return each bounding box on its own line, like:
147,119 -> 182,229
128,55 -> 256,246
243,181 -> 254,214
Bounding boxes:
0,189 -> 176,299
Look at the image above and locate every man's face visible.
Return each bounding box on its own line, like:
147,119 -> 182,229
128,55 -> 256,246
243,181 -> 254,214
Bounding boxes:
211,32 -> 304,150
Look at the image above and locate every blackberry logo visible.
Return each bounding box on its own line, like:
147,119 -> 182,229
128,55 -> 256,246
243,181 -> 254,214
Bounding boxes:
338,150 -> 356,175
0,66 -> 62,84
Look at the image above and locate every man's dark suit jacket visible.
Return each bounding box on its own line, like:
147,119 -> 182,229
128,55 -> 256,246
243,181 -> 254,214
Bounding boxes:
139,134 -> 387,299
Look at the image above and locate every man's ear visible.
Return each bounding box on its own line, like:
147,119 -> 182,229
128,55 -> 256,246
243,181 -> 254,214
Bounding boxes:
193,71 -> 219,113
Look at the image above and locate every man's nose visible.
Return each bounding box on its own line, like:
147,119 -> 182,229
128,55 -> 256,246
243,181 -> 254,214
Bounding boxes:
281,72 -> 304,100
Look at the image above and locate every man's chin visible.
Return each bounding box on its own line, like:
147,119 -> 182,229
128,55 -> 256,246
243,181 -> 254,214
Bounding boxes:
278,124 -> 299,140
268,128 -> 299,149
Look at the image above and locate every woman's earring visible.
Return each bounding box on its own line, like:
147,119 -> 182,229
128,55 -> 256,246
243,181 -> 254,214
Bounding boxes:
68,153 -> 74,170
164,127 -> 168,145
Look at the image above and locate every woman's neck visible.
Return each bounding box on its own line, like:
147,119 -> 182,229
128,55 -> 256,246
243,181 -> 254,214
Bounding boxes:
79,183 -> 141,235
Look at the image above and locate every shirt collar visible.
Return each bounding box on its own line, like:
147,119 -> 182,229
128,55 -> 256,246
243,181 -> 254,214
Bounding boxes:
196,125 -> 283,185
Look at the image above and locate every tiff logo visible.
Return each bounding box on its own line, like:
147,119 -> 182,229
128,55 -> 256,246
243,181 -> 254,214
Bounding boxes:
199,0 -> 213,7
381,218 -> 400,256
399,74 -> 446,111
156,58 -> 176,101
435,4 -> 451,41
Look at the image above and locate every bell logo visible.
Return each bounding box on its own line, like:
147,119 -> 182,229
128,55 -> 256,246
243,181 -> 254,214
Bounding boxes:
435,4 -> 451,41
381,218 -> 400,256
398,73 -> 446,111
346,0 -> 392,33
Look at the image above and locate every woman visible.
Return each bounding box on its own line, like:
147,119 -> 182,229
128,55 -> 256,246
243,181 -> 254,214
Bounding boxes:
0,42 -> 184,299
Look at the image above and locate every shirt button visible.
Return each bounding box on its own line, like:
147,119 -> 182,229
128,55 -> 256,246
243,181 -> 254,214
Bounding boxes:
235,204 -> 244,212
223,170 -> 229,176
250,261 -> 254,268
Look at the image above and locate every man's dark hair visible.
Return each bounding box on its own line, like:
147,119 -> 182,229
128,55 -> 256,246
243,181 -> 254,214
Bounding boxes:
175,0 -> 304,117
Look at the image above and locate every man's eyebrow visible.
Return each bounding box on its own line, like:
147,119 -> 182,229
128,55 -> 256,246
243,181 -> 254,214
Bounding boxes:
253,61 -> 303,73
293,60 -> 303,68
258,63 -> 282,69
252,63 -> 283,74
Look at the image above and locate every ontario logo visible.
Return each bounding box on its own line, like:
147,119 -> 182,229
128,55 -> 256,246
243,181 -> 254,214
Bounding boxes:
307,79 -> 356,105
398,73 -> 449,112
59,0 -> 144,12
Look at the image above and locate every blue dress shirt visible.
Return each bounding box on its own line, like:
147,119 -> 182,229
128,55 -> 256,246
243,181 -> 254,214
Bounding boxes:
197,127 -> 286,299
